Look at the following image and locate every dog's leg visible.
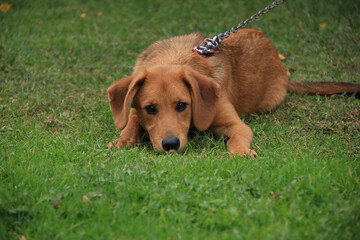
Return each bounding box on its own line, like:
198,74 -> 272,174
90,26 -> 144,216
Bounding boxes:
211,99 -> 257,158
107,109 -> 144,149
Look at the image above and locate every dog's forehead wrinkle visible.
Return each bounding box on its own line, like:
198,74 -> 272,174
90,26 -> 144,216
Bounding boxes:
147,65 -> 182,80
144,67 -> 191,101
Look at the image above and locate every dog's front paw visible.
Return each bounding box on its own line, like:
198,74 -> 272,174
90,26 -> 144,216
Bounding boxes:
246,149 -> 258,159
107,139 -> 137,150
107,141 -> 117,149
229,148 -> 258,159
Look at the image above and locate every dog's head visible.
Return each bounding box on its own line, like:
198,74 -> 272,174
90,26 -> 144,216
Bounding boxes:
108,65 -> 220,152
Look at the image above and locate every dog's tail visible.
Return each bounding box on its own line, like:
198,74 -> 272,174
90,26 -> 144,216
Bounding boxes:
288,79 -> 360,99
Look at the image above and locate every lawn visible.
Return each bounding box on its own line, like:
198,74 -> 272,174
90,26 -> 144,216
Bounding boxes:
1,0 -> 359,239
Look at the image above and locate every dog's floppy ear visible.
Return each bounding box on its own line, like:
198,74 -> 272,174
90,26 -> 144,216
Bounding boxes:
108,69 -> 147,130
182,67 -> 220,131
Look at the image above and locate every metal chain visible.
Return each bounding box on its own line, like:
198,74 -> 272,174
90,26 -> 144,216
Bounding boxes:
194,0 -> 285,54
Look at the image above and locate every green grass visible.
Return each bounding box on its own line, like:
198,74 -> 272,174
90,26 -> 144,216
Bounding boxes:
1,0 -> 360,239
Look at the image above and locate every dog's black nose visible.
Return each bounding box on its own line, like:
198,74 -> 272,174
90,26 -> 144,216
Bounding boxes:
162,137 -> 180,151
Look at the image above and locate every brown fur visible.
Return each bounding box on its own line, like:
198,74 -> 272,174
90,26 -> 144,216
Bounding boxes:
108,29 -> 360,157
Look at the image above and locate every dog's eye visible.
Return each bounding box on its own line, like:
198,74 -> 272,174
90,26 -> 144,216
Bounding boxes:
175,102 -> 187,112
145,105 -> 157,115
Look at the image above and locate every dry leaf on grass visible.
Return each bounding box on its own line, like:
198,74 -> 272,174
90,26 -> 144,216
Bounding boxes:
0,3 -> 11,12
319,23 -> 326,29
278,54 -> 286,61
83,195 -> 91,205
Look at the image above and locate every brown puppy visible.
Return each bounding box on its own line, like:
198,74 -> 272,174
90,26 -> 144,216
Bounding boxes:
108,29 -> 360,157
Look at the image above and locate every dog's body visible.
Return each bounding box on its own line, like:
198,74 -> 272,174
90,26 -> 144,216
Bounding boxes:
108,29 -> 360,157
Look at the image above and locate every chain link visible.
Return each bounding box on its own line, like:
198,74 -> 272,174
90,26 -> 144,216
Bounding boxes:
194,0 -> 285,54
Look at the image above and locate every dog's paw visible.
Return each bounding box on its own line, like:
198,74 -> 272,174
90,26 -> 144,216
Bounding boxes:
107,139 -> 137,150
229,148 -> 258,159
247,149 -> 258,159
107,141 -> 117,149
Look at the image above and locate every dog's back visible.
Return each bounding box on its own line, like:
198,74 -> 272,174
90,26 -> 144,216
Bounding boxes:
133,29 -> 359,115
219,29 -> 289,113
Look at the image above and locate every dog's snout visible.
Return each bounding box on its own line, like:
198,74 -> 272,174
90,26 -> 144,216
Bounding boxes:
162,137 -> 180,151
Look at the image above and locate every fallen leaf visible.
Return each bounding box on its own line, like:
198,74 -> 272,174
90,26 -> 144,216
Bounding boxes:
274,193 -> 282,201
319,23 -> 326,29
80,13 -> 86,18
0,3 -> 11,12
83,195 -> 91,205
278,54 -> 286,61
